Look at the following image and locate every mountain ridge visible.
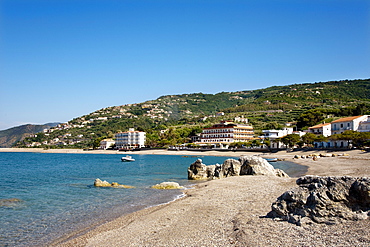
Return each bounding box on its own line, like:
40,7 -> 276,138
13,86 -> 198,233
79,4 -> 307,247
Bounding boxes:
8,78 -> 370,149
0,123 -> 60,148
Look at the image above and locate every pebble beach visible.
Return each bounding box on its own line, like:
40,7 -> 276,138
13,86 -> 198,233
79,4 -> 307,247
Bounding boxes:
2,148 -> 370,246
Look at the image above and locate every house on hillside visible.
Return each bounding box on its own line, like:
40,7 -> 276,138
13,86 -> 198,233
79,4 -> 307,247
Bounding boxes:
199,121 -> 254,147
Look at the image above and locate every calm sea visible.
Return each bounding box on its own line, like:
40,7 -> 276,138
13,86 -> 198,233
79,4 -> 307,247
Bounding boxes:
0,152 -> 306,246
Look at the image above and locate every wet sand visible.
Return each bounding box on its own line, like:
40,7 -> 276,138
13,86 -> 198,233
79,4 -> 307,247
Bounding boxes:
2,148 -> 370,246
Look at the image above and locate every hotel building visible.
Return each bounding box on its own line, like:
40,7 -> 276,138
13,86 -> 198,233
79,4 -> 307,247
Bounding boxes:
115,128 -> 146,149
200,121 -> 254,144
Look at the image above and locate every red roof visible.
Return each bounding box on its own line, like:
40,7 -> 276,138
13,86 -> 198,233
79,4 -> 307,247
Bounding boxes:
309,123 -> 331,129
331,116 -> 364,123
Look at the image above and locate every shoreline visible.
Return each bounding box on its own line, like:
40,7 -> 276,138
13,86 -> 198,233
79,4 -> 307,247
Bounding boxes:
3,148 -> 370,246
52,147 -> 370,246
2,148 -> 369,177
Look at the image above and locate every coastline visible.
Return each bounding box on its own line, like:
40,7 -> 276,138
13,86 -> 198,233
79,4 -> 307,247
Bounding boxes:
3,148 -> 370,246
51,148 -> 370,247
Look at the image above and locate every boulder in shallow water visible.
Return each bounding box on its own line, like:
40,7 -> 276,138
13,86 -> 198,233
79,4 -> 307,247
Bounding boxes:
94,178 -> 111,187
151,182 -> 184,189
94,178 -> 135,188
188,159 -> 209,180
0,198 -> 23,208
268,175 -> 370,225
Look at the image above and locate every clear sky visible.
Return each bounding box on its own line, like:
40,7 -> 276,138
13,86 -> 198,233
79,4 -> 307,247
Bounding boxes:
1,0 -> 369,130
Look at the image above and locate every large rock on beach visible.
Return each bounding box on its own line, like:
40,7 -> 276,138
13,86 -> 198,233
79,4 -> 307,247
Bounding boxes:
187,159 -> 209,180
187,156 -> 288,180
220,159 -> 241,178
151,182 -> 184,189
268,175 -> 370,225
239,156 -> 288,177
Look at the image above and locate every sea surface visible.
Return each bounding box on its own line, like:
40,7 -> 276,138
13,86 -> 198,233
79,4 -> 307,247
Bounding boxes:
0,152 -> 306,246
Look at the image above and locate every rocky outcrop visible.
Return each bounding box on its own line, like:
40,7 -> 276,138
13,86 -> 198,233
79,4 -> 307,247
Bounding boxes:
239,156 -> 288,177
268,176 -> 370,225
151,182 -> 184,189
221,159 -> 241,178
187,159 -> 217,180
188,156 -> 288,180
94,178 -> 135,188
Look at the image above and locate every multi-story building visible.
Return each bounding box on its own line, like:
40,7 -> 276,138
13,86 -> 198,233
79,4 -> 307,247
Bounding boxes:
308,123 -> 331,137
358,116 -> 370,132
260,128 -> 293,149
200,121 -> 254,144
115,128 -> 146,150
331,115 -> 369,135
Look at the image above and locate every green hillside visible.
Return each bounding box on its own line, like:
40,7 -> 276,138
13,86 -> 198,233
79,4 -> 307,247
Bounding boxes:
13,78 -> 370,149
0,123 -> 59,148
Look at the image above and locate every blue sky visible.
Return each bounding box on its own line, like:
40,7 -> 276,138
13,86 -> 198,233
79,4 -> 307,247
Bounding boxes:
1,0 -> 369,130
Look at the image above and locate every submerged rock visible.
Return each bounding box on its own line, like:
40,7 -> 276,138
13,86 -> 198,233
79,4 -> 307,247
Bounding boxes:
187,156 -> 289,180
0,198 -> 23,208
151,182 -> 184,189
94,178 -> 135,188
268,175 -> 370,225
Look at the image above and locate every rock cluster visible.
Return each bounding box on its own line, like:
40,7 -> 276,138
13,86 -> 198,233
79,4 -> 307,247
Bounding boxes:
151,182 -> 184,189
94,178 -> 135,188
187,156 -> 289,180
268,175 -> 370,225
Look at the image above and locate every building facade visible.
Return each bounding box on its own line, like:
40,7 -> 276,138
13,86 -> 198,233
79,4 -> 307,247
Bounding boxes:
99,139 -> 115,150
115,128 -> 146,149
331,115 -> 369,135
200,121 -> 254,144
308,123 -> 331,137
358,116 -> 370,132
260,128 -> 294,149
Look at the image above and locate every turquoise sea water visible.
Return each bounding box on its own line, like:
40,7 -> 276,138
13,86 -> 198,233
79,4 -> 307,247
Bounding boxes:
0,152 -> 306,246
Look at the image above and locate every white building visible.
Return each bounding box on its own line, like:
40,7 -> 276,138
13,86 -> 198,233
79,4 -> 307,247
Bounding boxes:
234,116 -> 248,124
261,128 -> 293,149
358,116 -> 370,132
200,121 -> 254,145
308,123 -> 331,137
115,128 -> 146,150
331,115 -> 369,135
99,139 -> 115,150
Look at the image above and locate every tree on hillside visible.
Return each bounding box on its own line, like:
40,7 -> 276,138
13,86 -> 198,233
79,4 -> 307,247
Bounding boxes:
296,109 -> 325,130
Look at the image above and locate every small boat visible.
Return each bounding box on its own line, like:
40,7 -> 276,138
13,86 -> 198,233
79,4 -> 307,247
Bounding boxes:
121,155 -> 135,162
265,158 -> 278,162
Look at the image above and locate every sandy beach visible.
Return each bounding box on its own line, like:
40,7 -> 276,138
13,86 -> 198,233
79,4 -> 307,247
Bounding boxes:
2,148 -> 370,246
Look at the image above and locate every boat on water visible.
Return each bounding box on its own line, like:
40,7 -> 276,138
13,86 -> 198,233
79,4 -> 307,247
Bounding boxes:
265,158 -> 278,162
121,155 -> 135,162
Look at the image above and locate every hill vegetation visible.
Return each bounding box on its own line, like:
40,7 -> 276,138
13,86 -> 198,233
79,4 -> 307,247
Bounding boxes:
0,123 -> 59,148
12,78 -> 370,149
